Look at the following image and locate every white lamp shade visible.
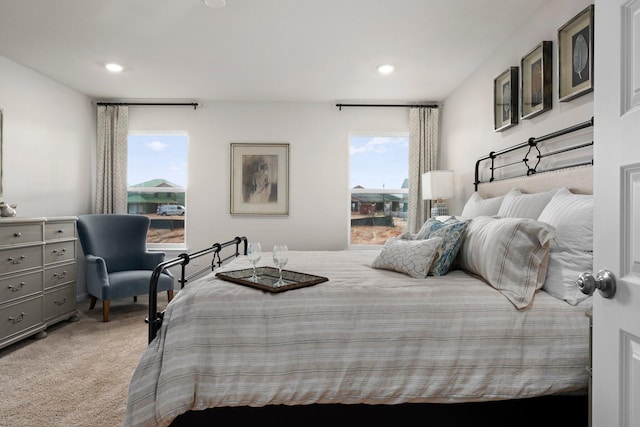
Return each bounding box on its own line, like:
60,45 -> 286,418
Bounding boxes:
422,170 -> 454,200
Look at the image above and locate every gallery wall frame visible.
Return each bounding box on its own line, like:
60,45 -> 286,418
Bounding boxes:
521,41 -> 553,119
558,4 -> 594,102
494,67 -> 519,132
230,142 -> 289,215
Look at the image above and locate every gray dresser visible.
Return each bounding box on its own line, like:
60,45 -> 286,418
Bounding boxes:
0,217 -> 78,350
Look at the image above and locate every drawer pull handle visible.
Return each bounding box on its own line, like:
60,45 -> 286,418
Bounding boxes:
57,229 -> 64,233
8,282 -> 26,292
8,255 -> 26,264
54,297 -> 67,306
13,232 -> 22,237
52,248 -> 67,256
53,271 -> 67,279
8,312 -> 26,323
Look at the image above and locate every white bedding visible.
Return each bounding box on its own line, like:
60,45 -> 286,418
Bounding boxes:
124,250 -> 591,427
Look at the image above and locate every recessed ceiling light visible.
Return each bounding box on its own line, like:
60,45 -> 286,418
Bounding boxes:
202,0 -> 226,8
377,64 -> 394,75
105,63 -> 124,73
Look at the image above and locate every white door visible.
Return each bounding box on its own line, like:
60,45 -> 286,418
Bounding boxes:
593,0 -> 640,425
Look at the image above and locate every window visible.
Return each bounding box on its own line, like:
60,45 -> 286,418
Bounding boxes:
349,133 -> 409,246
127,132 -> 188,248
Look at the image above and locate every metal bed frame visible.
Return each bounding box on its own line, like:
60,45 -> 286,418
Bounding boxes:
145,117 -> 594,344
474,117 -> 594,190
147,236 -> 247,343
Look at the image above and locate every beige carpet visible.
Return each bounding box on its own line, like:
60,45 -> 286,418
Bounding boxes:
0,295 -> 172,427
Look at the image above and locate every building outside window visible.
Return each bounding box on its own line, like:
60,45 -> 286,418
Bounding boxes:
349,133 -> 409,247
127,132 -> 188,248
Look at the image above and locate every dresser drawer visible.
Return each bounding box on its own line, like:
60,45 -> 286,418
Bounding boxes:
45,221 -> 76,241
44,285 -> 76,321
0,270 -> 43,303
0,245 -> 44,276
0,296 -> 43,341
44,241 -> 75,265
0,223 -> 43,247
44,263 -> 76,290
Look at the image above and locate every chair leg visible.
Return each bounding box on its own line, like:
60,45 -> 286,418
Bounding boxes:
102,300 -> 110,322
167,290 -> 174,302
89,296 -> 97,310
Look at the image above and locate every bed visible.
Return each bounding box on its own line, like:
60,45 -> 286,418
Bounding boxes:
124,119 -> 594,427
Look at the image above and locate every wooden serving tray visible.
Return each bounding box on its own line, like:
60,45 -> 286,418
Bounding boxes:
215,267 -> 328,293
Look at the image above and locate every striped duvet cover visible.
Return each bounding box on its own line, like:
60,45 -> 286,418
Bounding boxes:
124,250 -> 590,427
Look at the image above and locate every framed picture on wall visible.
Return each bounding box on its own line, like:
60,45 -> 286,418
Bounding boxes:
230,142 -> 289,215
558,5 -> 594,102
494,67 -> 519,132
521,41 -> 552,119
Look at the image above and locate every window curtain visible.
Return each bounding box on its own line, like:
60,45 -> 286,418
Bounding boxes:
407,106 -> 440,233
95,105 -> 129,214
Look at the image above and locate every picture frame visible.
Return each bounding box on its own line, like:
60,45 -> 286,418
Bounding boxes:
230,142 -> 289,215
521,41 -> 552,119
494,67 -> 519,132
558,5 -> 594,102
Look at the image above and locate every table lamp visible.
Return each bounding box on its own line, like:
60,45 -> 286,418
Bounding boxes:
422,170 -> 454,217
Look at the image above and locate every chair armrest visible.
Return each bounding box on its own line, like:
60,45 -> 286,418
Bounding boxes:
84,254 -> 110,291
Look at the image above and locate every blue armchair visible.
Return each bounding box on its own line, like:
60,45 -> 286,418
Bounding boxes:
77,214 -> 174,322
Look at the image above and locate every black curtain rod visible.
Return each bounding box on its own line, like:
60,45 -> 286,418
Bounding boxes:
96,102 -> 198,110
336,103 -> 439,111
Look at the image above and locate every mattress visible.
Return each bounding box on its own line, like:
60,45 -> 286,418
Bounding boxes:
124,250 -> 590,427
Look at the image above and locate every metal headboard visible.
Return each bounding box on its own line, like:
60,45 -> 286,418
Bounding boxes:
474,117 -> 594,191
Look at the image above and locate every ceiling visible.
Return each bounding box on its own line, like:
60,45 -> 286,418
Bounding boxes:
0,0 -> 549,103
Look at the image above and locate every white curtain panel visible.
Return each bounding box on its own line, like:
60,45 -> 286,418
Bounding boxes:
407,106 -> 440,233
96,105 -> 129,214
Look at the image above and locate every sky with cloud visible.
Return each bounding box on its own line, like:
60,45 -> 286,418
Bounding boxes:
128,133 -> 188,187
350,135 -> 408,189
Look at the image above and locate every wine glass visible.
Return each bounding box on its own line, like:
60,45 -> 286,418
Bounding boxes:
247,242 -> 262,282
272,244 -> 288,287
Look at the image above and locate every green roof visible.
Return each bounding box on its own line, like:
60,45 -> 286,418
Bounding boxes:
129,179 -> 181,188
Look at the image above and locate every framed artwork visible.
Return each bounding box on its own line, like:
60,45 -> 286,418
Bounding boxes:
521,41 -> 552,119
494,67 -> 519,132
558,5 -> 594,102
230,143 -> 289,215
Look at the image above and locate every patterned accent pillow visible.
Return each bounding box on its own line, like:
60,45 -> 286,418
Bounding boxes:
412,217 -> 469,276
371,237 -> 443,278
456,216 -> 555,309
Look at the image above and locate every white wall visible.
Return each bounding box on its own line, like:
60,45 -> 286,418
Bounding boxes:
440,0 -> 594,215
128,102 -> 409,256
0,55 -> 93,217
0,55 -> 94,299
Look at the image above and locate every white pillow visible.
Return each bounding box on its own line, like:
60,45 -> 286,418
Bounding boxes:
497,188 -> 560,219
542,249 -> 593,305
371,237 -> 443,278
538,188 -> 593,304
460,192 -> 504,218
538,187 -> 593,252
456,216 -> 555,309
